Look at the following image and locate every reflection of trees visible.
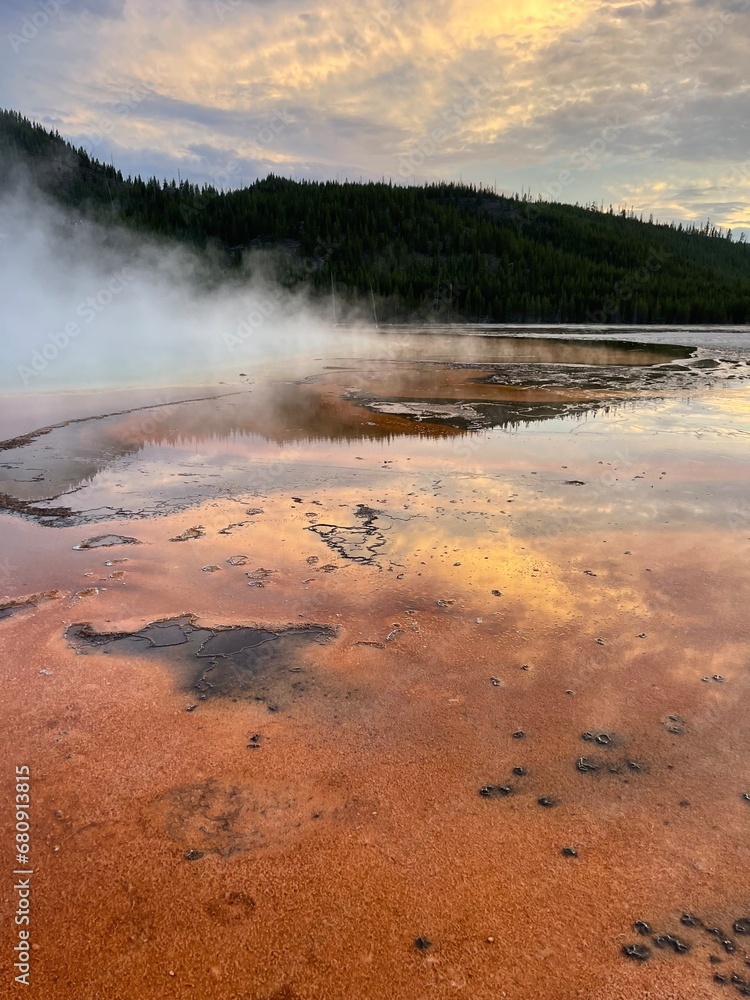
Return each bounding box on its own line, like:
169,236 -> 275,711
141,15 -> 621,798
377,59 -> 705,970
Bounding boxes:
0,367 -> 663,516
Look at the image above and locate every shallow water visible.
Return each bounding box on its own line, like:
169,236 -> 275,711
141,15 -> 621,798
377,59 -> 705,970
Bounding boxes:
1,326 -> 749,999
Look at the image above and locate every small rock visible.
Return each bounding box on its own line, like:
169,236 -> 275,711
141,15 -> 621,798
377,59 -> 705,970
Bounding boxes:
246,567 -> 273,581
654,934 -> 689,954
577,757 -> 599,773
479,785 -> 513,798
74,534 -> 140,550
622,944 -> 651,961
169,527 -> 205,542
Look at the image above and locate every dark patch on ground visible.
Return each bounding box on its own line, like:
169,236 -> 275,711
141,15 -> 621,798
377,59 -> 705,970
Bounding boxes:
355,393 -> 605,431
479,784 -> 513,798
0,590 -> 61,621
622,943 -> 651,961
308,504 -> 390,566
0,491 -> 75,522
203,891 -> 257,925
73,534 -> 141,550
66,615 -> 337,709
149,778 -> 323,858
621,912 -> 750,989
576,755 -> 647,776
581,730 -> 619,748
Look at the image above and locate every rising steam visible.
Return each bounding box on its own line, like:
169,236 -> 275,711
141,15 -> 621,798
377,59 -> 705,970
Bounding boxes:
0,184 -> 334,393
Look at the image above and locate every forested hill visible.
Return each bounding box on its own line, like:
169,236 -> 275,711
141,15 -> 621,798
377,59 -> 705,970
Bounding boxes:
2,107 -> 750,324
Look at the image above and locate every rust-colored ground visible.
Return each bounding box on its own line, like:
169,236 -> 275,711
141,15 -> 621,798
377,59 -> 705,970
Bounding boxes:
1,361 -> 749,1000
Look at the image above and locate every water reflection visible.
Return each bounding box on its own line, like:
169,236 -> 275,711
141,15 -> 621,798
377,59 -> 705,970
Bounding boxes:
333,331 -> 692,366
0,334 -> 746,525
0,377 -> 632,513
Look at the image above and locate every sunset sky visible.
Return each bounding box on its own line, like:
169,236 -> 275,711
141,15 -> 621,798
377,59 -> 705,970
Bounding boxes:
2,0 -> 749,234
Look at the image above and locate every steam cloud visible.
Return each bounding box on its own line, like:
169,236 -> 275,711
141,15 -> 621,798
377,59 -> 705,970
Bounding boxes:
0,185 -> 334,393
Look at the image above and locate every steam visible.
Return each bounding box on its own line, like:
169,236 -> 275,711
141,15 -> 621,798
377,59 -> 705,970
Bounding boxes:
0,185 -> 335,393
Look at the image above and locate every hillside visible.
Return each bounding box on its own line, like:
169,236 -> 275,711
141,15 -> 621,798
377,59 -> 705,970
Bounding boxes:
2,108 -> 749,324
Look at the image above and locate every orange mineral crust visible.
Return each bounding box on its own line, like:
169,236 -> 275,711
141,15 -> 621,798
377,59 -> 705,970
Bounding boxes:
1,343 -> 749,999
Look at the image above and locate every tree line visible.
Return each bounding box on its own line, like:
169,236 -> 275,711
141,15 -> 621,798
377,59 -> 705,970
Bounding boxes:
2,108 -> 749,324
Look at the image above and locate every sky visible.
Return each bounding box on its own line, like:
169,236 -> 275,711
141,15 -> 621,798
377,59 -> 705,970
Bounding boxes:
2,0 -> 749,235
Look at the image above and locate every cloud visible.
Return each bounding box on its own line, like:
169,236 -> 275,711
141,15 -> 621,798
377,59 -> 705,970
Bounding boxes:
0,0 -> 748,232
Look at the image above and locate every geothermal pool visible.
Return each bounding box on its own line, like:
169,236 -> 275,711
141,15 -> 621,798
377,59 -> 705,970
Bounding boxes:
1,327 -> 749,999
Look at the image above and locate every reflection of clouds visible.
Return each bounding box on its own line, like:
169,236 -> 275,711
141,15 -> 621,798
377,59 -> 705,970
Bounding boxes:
7,378 -> 750,530
0,0 -> 748,230
292,482 -> 583,621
